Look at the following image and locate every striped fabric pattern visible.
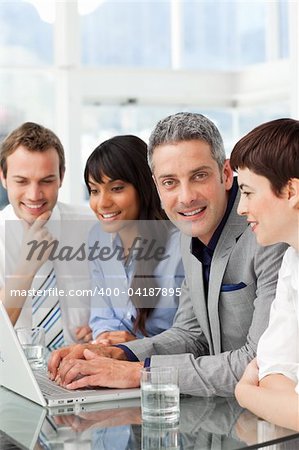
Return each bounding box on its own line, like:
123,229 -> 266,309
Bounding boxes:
32,267 -> 64,351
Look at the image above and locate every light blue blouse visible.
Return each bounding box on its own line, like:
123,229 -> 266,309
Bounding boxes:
88,222 -> 184,339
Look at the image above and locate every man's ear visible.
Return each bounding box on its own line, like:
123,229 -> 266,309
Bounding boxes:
0,170 -> 7,189
223,159 -> 234,190
59,168 -> 65,188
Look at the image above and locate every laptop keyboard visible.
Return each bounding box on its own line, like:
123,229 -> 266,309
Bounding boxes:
35,371 -> 74,396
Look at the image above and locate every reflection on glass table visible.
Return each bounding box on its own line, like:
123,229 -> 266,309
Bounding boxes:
0,387 -> 298,450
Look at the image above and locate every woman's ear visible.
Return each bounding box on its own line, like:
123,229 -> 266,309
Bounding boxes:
287,178 -> 299,208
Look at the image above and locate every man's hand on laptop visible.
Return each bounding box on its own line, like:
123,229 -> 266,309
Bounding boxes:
48,343 -> 127,380
55,349 -> 142,389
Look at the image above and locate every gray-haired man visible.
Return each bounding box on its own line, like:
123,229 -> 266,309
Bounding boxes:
48,112 -> 286,397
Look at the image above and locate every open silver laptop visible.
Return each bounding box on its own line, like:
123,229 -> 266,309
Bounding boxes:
0,301 -> 140,408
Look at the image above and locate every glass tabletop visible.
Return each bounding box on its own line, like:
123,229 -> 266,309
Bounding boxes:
0,387 -> 298,449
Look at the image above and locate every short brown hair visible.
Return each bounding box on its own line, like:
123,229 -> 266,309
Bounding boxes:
0,122 -> 65,178
230,118 -> 299,196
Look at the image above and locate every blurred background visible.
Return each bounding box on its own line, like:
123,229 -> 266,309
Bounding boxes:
0,0 -> 298,206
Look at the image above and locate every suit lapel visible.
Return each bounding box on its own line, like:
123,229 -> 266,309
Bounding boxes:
191,251 -> 214,351
181,234 -> 214,351
207,191 -> 248,354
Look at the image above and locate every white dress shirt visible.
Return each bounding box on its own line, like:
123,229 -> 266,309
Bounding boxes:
257,246 -> 299,393
0,202 -> 96,344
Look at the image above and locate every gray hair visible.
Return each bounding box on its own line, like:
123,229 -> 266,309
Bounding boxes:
148,112 -> 226,171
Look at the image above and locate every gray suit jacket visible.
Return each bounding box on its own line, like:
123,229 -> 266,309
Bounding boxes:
125,192 -> 287,396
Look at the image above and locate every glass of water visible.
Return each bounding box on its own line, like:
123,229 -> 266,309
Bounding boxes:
141,367 -> 180,423
16,327 -> 46,371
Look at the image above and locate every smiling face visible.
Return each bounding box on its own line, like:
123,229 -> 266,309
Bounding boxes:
152,140 -> 233,244
0,145 -> 63,224
237,167 -> 298,247
88,175 -> 140,234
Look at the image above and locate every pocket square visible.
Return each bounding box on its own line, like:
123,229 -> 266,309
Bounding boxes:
221,282 -> 247,292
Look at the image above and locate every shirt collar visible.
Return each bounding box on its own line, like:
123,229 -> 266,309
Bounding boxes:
191,177 -> 238,260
